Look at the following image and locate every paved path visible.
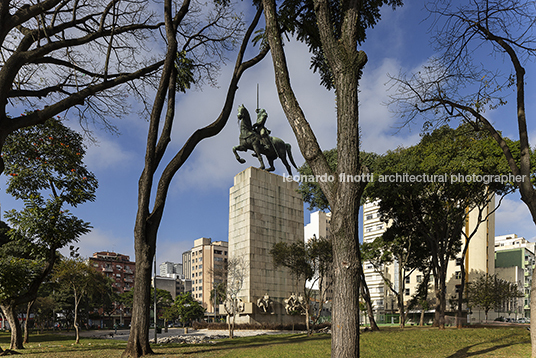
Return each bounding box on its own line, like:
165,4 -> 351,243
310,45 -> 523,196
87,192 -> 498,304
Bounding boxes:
77,327 -> 295,341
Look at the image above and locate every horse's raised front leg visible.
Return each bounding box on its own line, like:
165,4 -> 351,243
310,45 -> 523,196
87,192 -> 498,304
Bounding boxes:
232,145 -> 246,164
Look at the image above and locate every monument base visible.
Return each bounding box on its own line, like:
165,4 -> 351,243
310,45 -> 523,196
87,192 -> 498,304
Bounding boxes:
219,301 -> 305,326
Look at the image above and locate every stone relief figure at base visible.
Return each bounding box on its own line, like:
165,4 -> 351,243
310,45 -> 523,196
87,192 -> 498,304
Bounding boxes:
224,296 -> 245,315
256,293 -> 275,314
284,292 -> 306,315
232,104 -> 298,174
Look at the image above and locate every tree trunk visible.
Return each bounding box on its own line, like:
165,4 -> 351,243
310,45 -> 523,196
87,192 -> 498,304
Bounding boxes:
231,302 -> 236,339
398,265 -> 405,328
74,295 -> 80,344
360,274 -> 379,331
227,314 -> 232,338
1,304 -> 23,350
23,300 -> 35,344
261,0 -> 367,355
419,309 -> 425,326
456,261 -> 466,329
122,239 -> 155,357
433,270 -> 446,329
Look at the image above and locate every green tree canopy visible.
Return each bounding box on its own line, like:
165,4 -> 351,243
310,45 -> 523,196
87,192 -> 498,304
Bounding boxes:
170,292 -> 205,327
365,124 -> 516,328
0,118 -> 97,349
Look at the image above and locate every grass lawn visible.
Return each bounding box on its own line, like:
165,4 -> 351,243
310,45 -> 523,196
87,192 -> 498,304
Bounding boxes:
0,326 -> 530,357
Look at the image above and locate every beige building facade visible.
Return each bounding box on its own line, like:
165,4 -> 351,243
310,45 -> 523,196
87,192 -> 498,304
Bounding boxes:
187,237 -> 228,314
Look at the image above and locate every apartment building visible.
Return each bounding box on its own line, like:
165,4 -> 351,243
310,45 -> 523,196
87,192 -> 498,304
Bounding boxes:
184,238 -> 228,314
362,199 -> 495,322
88,251 -> 135,294
495,234 -> 535,318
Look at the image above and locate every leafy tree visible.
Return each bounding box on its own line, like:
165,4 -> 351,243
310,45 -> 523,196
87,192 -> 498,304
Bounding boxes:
52,257 -> 109,344
406,270 -> 432,326
170,292 -> 205,328
0,118 -> 96,349
0,1 -> 175,175
271,235 -> 333,335
125,1 -> 268,356
388,0 -> 536,350
362,232 -> 429,328
467,274 -> 523,321
365,124 -> 513,329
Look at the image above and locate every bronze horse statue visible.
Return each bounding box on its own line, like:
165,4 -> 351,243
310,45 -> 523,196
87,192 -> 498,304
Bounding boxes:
232,104 -> 297,174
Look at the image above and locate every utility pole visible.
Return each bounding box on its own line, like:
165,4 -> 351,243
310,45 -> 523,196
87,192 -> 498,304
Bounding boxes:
154,253 -> 157,342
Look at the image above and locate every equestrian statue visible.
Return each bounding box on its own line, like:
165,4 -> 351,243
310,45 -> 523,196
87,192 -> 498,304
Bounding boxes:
232,104 -> 297,174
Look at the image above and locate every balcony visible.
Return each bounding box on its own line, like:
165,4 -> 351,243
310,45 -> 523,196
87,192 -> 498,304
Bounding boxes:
102,267 -> 113,273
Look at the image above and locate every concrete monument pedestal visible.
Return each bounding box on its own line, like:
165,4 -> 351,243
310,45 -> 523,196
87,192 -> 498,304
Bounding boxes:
227,167 -> 305,326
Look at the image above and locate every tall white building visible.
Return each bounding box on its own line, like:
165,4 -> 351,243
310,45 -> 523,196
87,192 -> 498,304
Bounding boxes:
362,198 -> 496,322
304,211 -> 331,242
159,261 -> 183,278
362,201 -> 389,312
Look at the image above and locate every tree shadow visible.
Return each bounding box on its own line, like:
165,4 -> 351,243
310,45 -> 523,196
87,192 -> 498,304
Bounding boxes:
445,333 -> 530,357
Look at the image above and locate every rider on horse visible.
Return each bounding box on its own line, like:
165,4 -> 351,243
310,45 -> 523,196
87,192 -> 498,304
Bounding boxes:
252,108 -> 273,153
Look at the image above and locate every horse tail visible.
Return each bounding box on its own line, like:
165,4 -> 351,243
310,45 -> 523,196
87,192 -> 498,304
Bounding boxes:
286,143 -> 298,169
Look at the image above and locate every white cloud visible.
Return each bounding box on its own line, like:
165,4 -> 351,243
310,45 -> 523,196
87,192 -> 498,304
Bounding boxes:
360,58 -> 422,153
62,228 -> 134,260
164,39 -> 426,192
495,195 -> 536,241
84,136 -> 137,171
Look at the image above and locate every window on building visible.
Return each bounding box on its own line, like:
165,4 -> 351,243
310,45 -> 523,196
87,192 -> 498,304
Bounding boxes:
199,279 -> 202,284
455,284 -> 461,294
376,299 -> 384,307
215,257 -> 223,262
377,224 -> 384,230
404,288 -> 410,296
199,257 -> 202,262
365,214 -> 373,220
199,264 -> 203,269
455,271 -> 462,280
199,293 -> 202,298
405,276 -> 410,284
224,251 -> 227,255
456,258 -> 462,266
416,275 -> 422,283
215,250 -> 222,255
365,226 -> 373,232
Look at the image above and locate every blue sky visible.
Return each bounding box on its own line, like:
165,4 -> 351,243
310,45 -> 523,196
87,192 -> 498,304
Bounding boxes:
2,0 -> 535,267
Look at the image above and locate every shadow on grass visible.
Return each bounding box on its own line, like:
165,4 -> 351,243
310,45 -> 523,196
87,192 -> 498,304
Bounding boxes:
445,333 -> 530,358
151,333 -> 330,356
